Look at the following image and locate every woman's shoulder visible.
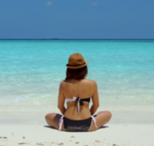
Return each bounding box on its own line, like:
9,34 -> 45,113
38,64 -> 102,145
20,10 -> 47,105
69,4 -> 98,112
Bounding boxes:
82,79 -> 96,83
59,80 -> 72,88
59,80 -> 67,87
60,79 -> 97,87
81,79 -> 97,87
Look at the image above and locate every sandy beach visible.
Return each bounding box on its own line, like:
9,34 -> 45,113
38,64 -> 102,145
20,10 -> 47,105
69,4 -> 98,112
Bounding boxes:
0,111 -> 154,146
1,40 -> 154,146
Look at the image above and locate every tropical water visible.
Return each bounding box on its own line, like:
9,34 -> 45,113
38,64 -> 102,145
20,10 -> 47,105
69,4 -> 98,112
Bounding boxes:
0,40 -> 154,111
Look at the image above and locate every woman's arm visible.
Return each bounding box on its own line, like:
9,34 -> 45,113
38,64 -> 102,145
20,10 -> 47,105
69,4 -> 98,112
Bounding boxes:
58,82 -> 66,115
90,81 -> 99,115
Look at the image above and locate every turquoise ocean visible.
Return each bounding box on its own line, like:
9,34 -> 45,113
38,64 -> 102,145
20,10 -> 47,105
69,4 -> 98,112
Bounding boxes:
0,40 -> 154,111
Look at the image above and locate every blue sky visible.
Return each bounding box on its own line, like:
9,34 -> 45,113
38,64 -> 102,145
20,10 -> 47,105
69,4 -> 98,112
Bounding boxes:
0,0 -> 154,39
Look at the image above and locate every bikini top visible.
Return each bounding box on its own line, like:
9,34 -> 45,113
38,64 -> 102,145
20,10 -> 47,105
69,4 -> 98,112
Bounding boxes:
65,96 -> 90,114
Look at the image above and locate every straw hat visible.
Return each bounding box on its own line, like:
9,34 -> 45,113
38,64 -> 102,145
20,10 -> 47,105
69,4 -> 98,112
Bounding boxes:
66,53 -> 88,69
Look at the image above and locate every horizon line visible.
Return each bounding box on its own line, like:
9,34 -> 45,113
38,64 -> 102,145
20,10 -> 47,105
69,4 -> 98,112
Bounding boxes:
0,38 -> 154,40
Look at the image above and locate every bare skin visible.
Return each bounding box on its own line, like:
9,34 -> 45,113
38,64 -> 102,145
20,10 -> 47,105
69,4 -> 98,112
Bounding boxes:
45,79 -> 112,131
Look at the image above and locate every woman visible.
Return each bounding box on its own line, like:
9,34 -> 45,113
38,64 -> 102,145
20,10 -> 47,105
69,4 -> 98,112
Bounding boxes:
45,53 -> 112,131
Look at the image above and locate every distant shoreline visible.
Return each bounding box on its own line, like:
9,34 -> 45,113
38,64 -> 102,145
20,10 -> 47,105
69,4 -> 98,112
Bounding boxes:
0,39 -> 154,41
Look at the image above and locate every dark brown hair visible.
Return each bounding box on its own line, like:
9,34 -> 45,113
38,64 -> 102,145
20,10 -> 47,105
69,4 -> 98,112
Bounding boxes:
65,66 -> 88,80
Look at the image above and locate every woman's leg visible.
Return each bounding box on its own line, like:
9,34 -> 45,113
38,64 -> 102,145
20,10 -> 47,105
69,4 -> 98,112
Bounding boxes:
45,113 -> 62,130
88,111 -> 112,131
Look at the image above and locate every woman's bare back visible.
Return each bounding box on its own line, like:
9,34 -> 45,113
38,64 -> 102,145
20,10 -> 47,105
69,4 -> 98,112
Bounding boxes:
61,79 -> 96,99
60,79 -> 97,120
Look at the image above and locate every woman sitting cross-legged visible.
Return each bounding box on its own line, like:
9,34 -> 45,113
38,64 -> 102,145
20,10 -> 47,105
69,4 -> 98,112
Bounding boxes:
45,53 -> 112,132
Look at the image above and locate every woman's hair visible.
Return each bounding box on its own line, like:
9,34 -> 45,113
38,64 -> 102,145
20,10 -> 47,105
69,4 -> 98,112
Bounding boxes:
65,66 -> 88,80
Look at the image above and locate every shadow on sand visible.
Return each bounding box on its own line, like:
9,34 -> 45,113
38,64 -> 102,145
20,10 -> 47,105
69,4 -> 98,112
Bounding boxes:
44,125 -> 109,131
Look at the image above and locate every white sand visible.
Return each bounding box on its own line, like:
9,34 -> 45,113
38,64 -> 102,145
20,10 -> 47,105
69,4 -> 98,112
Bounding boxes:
0,111 -> 154,146
0,124 -> 154,146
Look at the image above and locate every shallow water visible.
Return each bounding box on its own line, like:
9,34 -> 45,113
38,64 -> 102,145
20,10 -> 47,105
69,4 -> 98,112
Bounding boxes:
0,40 -> 154,111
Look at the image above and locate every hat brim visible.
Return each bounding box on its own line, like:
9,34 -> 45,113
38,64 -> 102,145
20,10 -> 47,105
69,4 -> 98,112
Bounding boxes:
66,61 -> 88,69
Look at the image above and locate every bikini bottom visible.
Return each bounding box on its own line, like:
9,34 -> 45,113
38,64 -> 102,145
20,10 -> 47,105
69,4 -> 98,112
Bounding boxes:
59,116 -> 97,132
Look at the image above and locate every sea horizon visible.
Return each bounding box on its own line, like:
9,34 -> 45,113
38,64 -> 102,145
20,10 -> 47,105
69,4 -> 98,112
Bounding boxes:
0,38 -> 154,40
